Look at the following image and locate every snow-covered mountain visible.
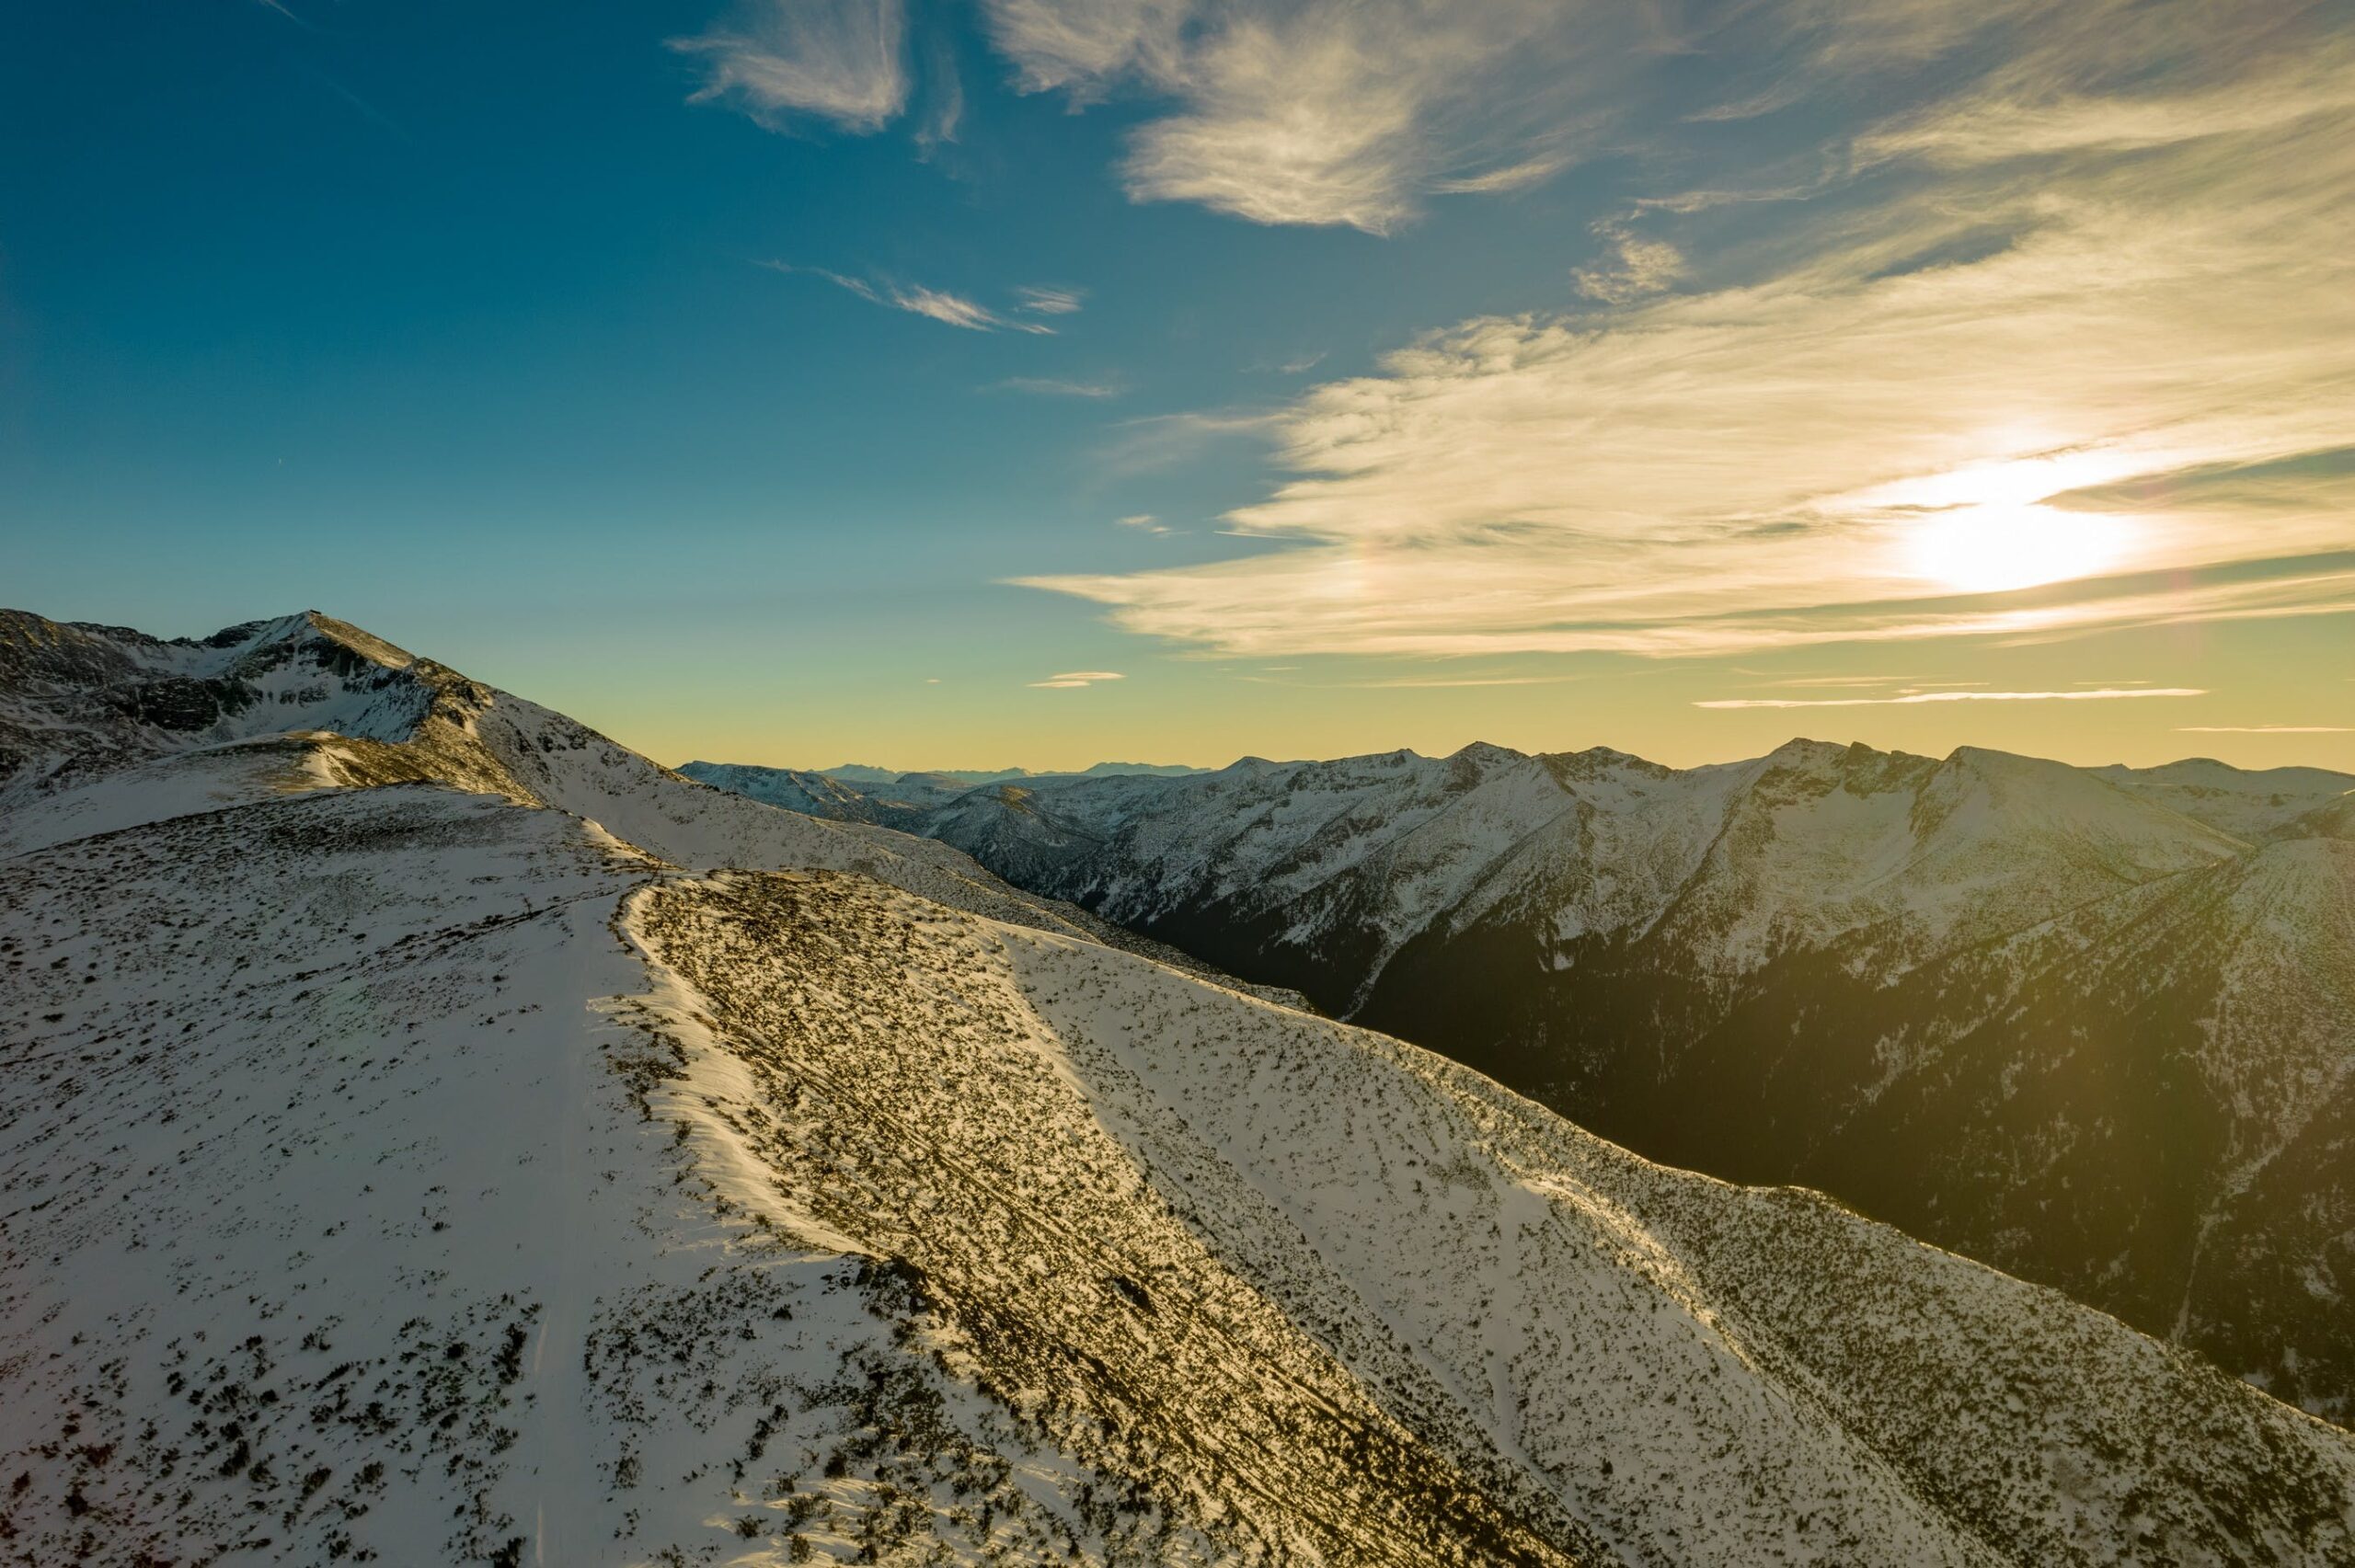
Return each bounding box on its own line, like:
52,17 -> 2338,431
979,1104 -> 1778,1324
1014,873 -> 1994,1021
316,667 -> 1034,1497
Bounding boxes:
718,737 -> 2355,1421
673,760 -> 1206,831
2090,757 -> 2355,841
672,760 -> 918,827
7,608 -> 2352,1564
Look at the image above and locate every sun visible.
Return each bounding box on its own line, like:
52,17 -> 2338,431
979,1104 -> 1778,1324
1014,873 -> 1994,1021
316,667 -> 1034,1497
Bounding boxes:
1905,504 -> 2130,595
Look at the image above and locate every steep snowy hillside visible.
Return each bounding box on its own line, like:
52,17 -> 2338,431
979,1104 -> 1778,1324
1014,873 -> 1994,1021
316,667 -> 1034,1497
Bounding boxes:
5,790 -> 2350,1564
1470,834 -> 2355,1424
7,607 -> 2354,1564
737,736 -> 2354,1420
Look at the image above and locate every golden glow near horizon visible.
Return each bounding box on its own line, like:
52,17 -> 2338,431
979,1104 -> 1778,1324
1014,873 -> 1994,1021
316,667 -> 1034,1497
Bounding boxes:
616,1 -> 2355,777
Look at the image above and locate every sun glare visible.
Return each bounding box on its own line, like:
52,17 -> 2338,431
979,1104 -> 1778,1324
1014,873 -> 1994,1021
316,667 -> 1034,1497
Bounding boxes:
1905,504 -> 2130,595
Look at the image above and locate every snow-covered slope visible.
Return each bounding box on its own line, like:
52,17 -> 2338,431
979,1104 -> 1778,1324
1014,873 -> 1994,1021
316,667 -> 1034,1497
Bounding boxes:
2091,758 -> 2355,841
714,735 -> 2355,1421
1511,832 -> 2355,1425
673,760 -> 912,825
5,793 -> 2349,1564
896,737 -> 2244,1013
7,607 -> 2353,1563
0,610 -> 1199,956
0,609 -> 431,780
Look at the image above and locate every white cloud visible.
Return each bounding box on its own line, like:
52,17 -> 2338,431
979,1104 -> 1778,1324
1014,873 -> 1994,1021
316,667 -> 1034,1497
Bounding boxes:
1571,220 -> 1682,304
892,283 -> 1010,331
1094,409 -> 1277,475
914,27 -> 964,151
1028,670 -> 1126,688
1245,671 -> 1583,690
980,0 -> 1192,93
762,262 -> 1051,333
1696,687 -> 2205,710
1117,513 -> 1170,534
1019,13 -> 2355,658
671,0 -> 1641,232
1015,285 -> 1086,315
673,0 -> 908,132
997,377 -> 1122,397
982,0 -> 1629,233
1433,155 -> 1570,196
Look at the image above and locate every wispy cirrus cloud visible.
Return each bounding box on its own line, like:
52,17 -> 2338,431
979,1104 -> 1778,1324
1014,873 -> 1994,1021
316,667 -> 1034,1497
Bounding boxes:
982,0 -> 1613,232
672,0 -> 908,132
1697,687 -> 2205,711
1244,671 -> 1582,690
1015,285 -> 1086,316
913,25 -> 964,151
1018,6 -> 2355,659
1433,155 -> 1572,196
890,284 -> 1024,331
1028,670 -> 1125,689
996,376 -> 1123,398
760,262 -> 1053,333
1094,409 -> 1278,475
687,0 -> 1610,232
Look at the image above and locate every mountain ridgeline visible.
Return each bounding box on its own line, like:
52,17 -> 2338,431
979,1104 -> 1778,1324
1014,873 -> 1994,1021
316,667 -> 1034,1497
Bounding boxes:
698,738 -> 2355,1425
674,759 -> 1205,830
5,608 -> 2353,1566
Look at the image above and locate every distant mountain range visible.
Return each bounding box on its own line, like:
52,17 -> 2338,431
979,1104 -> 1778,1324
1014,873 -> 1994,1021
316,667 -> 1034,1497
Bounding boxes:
814,761 -> 1202,786
675,759 -> 1202,828
690,736 -> 2355,1424
7,607 -> 2350,1564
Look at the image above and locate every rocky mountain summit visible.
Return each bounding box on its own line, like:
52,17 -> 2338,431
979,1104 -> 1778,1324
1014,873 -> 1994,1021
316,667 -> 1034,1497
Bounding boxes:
6,609 -> 2353,1565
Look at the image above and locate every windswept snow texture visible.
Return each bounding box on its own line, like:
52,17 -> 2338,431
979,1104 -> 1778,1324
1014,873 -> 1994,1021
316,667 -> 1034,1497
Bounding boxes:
6,607 -> 2354,1565
754,737 -> 2355,1422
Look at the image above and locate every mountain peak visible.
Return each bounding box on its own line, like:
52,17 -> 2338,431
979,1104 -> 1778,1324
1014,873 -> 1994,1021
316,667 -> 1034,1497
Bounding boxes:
163,610 -> 418,673
1764,735 -> 1855,764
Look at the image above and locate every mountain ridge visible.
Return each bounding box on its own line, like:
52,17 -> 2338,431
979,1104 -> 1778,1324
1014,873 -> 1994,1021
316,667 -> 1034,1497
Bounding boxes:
6,607 -> 2353,1564
688,727 -> 2355,1421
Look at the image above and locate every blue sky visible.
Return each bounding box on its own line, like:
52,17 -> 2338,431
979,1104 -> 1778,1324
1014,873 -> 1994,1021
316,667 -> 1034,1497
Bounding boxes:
6,0 -> 2351,772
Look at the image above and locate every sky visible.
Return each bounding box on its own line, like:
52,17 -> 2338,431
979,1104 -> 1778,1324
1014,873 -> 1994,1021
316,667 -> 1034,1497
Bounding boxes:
3,0 -> 2350,774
